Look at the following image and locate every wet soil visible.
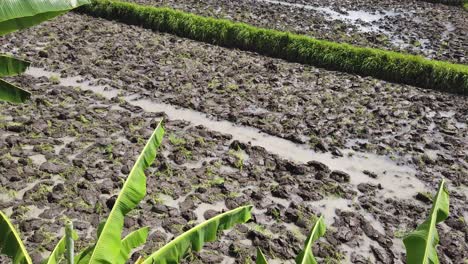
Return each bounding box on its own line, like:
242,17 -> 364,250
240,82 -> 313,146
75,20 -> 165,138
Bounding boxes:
0,11 -> 467,264
125,0 -> 468,63
1,69 -> 465,263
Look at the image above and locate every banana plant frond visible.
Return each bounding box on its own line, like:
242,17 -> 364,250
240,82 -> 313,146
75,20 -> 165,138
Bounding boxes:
88,122 -> 164,264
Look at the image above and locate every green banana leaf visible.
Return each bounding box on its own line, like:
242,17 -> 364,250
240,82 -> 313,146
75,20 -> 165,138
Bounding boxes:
115,227 -> 149,264
74,246 -> 94,264
43,237 -> 66,264
0,55 -> 29,103
295,215 -> 326,264
0,0 -> 91,36
88,122 -> 164,264
44,237 -> 67,264
96,220 -> 105,238
403,179 -> 449,264
256,248 -> 269,264
43,229 -> 78,264
74,220 -> 105,264
142,205 -> 253,264
0,211 -> 32,264
0,55 -> 30,77
0,79 -> 31,103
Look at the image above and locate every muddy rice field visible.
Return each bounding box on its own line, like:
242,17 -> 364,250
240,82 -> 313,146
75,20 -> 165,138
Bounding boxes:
130,0 -> 468,63
0,0 -> 467,263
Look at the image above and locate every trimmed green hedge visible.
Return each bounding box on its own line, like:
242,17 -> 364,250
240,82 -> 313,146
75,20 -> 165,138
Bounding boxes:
78,0 -> 468,95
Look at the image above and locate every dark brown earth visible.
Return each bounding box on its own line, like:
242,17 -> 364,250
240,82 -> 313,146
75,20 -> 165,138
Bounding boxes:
0,5 -> 467,264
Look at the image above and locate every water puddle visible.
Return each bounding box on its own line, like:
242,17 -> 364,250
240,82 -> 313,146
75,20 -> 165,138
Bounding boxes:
22,145 -> 34,151
193,201 -> 227,221
219,165 -> 238,174
309,197 -> 353,224
157,193 -> 186,209
183,157 -> 218,169
392,21 -> 456,55
130,98 -> 422,199
30,154 -> 47,166
442,22 -> 455,38
439,110 -> 456,118
25,67 -> 426,201
54,136 -> 75,155
221,257 -> 236,264
26,67 -> 120,98
25,205 -> 47,219
268,196 -> 292,208
256,0 -> 398,32
341,234 -> 377,263
1,175 -> 63,212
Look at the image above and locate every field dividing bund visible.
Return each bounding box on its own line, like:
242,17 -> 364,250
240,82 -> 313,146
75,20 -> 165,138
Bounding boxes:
77,0 -> 468,95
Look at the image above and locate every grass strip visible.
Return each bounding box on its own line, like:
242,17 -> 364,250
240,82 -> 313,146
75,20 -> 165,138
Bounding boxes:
78,0 -> 468,95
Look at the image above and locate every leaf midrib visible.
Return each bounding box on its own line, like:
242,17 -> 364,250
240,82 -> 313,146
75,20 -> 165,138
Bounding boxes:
298,215 -> 323,264
143,205 -> 252,263
89,123 -> 161,263
422,180 -> 445,264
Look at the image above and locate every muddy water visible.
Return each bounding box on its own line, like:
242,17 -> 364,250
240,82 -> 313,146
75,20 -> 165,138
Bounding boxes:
193,201 -> 227,221
131,98 -> 425,198
29,154 -> 47,166
23,67 -> 429,263
256,0 -> 398,32
254,0 -> 458,55
24,67 -> 426,264
54,136 -> 75,155
26,67 -> 426,201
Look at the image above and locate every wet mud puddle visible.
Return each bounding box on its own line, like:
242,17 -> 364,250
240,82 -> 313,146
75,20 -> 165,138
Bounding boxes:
254,0 -> 457,55
24,67 -> 429,262
255,0 -> 399,32
26,67 -> 426,201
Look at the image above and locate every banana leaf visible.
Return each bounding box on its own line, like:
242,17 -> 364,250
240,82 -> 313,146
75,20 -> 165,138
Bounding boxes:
0,55 -> 30,77
43,237 -> 66,264
256,248 -> 269,264
115,227 -> 149,264
142,205 -> 253,264
0,79 -> 31,103
87,122 -> 164,264
74,246 -> 94,264
73,220 -> 105,264
0,0 -> 91,36
403,179 -> 449,264
0,211 -> 32,264
43,229 -> 78,264
295,215 -> 326,264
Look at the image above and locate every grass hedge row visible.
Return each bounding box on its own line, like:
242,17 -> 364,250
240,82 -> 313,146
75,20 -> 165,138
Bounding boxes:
78,0 -> 468,95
